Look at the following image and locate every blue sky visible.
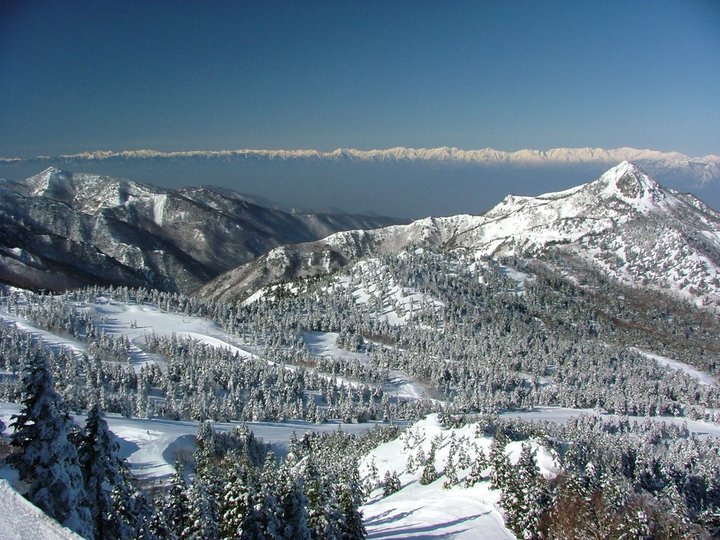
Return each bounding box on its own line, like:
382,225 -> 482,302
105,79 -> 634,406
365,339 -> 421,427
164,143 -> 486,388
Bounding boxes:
2,0 -> 719,158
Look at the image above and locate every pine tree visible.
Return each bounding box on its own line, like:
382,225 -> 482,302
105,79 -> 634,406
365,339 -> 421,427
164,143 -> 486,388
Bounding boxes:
382,470 -> 401,497
161,462 -> 190,539
79,401 -> 134,540
184,477 -> 221,540
303,455 -> 343,539
111,485 -> 159,540
276,459 -> 311,540
337,459 -> 366,540
499,443 -> 549,539
419,440 -> 438,486
489,432 -> 511,491
9,350 -> 93,538
184,421 -> 223,539
465,449 -> 488,488
220,455 -> 255,539
251,451 -> 282,539
443,450 -> 458,489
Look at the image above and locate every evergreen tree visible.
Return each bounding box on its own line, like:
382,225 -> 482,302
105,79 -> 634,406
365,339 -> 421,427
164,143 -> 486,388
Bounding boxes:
382,470 -> 401,497
303,455 -> 343,539
184,477 -> 221,540
161,462 -> 190,539
465,449 -> 488,488
499,443 -> 549,539
489,432 -> 511,491
184,421 -> 223,539
9,350 -> 93,538
276,459 -> 311,540
419,441 -> 438,486
442,450 -> 458,489
79,401 -> 141,540
110,485 -> 159,540
220,456 -> 252,539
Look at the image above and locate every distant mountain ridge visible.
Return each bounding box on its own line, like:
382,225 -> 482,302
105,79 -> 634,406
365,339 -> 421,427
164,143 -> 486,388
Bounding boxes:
200,162 -> 720,309
3,146 -> 718,185
0,168 -> 403,293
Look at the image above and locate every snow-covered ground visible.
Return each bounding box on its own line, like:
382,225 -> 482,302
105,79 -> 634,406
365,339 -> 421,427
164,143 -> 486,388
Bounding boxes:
0,308 -> 88,358
501,406 -> 720,438
359,408 -> 720,539
632,348 -> 717,387
0,401 -> 389,484
0,480 -> 82,540
360,414 -> 559,539
0,297 -> 259,373
333,258 -> 446,327
303,331 -> 431,399
1,397 -> 718,538
90,298 -> 258,367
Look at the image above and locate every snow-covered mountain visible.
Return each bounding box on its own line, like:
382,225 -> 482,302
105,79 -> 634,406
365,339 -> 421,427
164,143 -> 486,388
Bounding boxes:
5,146 -> 718,185
200,162 -> 720,309
0,168 -> 402,293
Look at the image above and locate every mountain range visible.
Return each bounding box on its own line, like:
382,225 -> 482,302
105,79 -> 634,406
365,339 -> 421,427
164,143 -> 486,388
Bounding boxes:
3,146 -> 719,185
1,163 -> 719,313
0,168 -> 402,293
199,162 -> 720,310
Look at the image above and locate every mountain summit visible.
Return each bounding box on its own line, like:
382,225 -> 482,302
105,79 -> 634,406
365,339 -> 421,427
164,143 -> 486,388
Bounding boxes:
201,162 -> 720,309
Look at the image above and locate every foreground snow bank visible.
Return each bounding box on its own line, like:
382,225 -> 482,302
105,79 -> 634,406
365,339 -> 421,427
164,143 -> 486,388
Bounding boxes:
0,480 -> 82,540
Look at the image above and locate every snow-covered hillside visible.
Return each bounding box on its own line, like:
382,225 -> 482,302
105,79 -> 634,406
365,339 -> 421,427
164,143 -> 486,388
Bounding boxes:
1,282 -> 719,537
202,162 -> 720,309
0,167 -> 401,293
360,414 -> 528,539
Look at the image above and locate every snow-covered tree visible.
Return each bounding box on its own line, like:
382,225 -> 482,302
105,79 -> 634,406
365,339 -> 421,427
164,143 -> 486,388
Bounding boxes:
382,470 -> 401,497
9,350 -> 93,538
79,401 -> 138,540
161,462 -> 190,539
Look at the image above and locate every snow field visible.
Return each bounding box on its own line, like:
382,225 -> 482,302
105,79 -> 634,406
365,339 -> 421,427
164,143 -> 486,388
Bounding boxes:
359,414 -> 559,539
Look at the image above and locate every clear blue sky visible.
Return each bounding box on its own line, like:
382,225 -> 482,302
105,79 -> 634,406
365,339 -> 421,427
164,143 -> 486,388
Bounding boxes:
2,0 -> 719,158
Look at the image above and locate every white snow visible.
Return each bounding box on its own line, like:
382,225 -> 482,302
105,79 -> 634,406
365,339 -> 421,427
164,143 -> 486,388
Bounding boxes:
0,298 -> 258,372
0,480 -> 82,540
0,401 -> 389,484
303,331 -> 433,400
360,407 -> 720,538
501,406 -> 720,438
151,193 -> 167,226
334,258 -> 445,326
37,147 -> 720,184
360,414 -> 559,539
304,331 -> 368,363
632,348 -> 717,387
0,309 -> 88,358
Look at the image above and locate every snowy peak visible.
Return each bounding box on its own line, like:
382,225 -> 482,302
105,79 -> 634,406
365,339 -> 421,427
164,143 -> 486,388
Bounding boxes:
590,161 -> 668,210
202,162 -> 720,309
25,167 -> 77,203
